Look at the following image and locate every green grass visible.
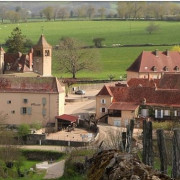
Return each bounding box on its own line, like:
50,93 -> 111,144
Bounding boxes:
53,46 -> 171,79
0,20 -> 179,79
1,21 -> 180,46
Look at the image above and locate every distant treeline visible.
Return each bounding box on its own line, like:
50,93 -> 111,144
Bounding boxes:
1,2 -> 180,23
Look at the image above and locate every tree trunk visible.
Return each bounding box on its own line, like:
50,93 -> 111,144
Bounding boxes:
172,128 -> 180,179
156,129 -> 167,174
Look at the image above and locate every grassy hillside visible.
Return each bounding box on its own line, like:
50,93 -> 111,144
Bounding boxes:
0,21 -> 180,46
0,20 -> 177,79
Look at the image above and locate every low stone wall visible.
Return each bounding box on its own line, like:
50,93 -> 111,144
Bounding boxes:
23,134 -> 89,147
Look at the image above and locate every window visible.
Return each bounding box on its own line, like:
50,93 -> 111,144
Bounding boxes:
45,50 -> 50,56
152,66 -> 157,72
101,99 -> 106,104
175,66 -> 179,72
7,100 -> 11,104
22,107 -> 27,114
164,66 -> 168,71
11,110 -> 15,114
23,99 -> 28,103
21,107 -> 32,115
42,98 -> 46,106
101,107 -> 106,113
164,110 -> 170,116
42,109 -> 46,116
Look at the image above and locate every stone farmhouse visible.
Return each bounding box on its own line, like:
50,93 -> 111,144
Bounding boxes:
0,35 -> 65,126
0,34 -> 52,76
127,50 -> 180,81
96,74 -> 180,127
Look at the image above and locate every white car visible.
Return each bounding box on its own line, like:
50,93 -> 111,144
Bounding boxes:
75,90 -> 85,95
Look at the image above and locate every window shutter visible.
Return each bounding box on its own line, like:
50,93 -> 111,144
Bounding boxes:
174,110 -> 177,117
161,110 -> 163,118
42,98 -> 46,105
20,108 -> 23,114
100,108 -> 102,113
104,99 -> 106,104
27,107 -> 32,115
155,110 -> 157,118
42,109 -> 46,116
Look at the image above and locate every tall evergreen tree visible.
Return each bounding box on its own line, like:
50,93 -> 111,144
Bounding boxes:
7,27 -> 25,53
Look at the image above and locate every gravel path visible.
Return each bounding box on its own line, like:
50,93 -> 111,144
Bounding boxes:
44,160 -> 65,179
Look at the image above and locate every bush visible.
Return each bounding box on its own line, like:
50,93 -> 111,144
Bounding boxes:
21,149 -> 64,161
18,124 -> 30,137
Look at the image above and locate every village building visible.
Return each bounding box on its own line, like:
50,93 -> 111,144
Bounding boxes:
127,50 -> 180,81
0,34 -> 52,77
0,76 -> 65,126
96,74 -> 180,127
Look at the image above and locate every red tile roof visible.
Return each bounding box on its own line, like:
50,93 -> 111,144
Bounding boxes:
127,78 -> 160,88
96,85 -> 113,96
158,73 -> 180,89
127,50 -> 180,73
108,102 -> 139,111
0,76 -> 64,93
55,114 -> 78,123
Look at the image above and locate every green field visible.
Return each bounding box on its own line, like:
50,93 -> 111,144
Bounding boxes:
0,21 -> 178,79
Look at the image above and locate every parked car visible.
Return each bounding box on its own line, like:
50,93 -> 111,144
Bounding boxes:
75,90 -> 85,95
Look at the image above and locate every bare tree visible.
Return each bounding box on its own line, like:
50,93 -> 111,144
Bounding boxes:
0,6 -> 7,23
75,6 -> 87,19
98,7 -> 106,20
6,10 -> 20,23
146,22 -> 160,34
58,7 -> 69,20
55,37 -> 99,79
42,6 -> 54,21
86,5 -> 95,20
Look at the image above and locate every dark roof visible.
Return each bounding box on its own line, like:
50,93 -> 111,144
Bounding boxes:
55,114 -> 78,122
0,76 -> 64,93
158,73 -> 180,89
127,50 -> 180,73
4,52 -> 30,72
34,34 -> 52,49
108,102 -> 139,111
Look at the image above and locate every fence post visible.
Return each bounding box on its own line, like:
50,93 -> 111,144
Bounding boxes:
172,128 -> 180,179
122,132 -> 126,152
142,120 -> 153,167
156,129 -> 167,174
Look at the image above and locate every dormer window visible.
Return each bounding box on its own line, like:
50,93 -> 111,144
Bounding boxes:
45,50 -> 50,56
152,66 -> 157,72
164,66 -> 168,71
175,66 -> 179,72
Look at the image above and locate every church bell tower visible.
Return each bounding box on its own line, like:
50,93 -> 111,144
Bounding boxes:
33,35 -> 52,76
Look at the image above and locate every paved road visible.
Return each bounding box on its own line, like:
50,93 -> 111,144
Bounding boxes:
44,160 -> 65,179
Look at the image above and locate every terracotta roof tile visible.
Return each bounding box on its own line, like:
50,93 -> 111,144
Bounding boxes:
127,50 -> 180,73
0,76 -> 64,93
55,114 -> 78,122
108,102 -> 139,111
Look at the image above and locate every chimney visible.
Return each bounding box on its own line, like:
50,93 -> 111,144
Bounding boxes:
142,98 -> 146,105
155,49 -> 158,57
166,49 -> 169,56
148,73 -> 151,80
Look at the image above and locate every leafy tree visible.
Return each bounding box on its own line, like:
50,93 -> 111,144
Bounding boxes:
0,6 -> 7,23
86,5 -> 95,19
146,22 -> 159,34
42,6 -> 54,21
6,10 -> 20,23
7,27 -> 25,53
93,38 -> 105,48
17,124 -> 30,137
55,37 -> 99,79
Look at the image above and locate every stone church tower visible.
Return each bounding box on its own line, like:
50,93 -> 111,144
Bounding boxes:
33,35 -> 52,76
0,47 -> 5,74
